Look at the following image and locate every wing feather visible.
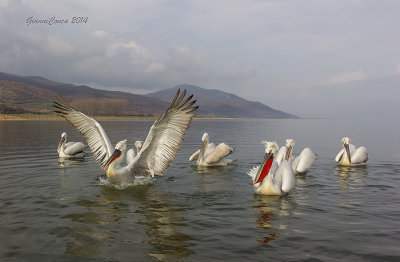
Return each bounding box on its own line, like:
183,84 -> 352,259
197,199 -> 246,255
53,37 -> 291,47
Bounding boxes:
53,97 -> 114,169
64,142 -> 86,155
130,89 -> 198,176
204,143 -> 233,164
294,148 -> 316,174
351,146 -> 368,164
189,149 -> 200,162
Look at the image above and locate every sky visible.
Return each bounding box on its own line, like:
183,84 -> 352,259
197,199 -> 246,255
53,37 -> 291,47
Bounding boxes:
1,0 -> 399,118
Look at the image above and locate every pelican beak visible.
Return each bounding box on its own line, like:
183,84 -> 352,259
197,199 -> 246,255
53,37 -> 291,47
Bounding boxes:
201,140 -> 207,153
344,144 -> 351,163
57,137 -> 65,152
102,149 -> 122,171
254,153 -> 273,184
285,146 -> 292,161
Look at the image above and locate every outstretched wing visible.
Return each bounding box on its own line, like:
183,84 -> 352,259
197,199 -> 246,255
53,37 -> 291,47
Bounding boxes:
129,89 -> 198,176
53,98 -> 114,170
204,143 -> 233,164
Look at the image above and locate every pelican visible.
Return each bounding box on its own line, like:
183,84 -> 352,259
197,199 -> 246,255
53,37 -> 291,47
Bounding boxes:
248,141 -> 295,196
275,139 -> 317,175
57,132 -> 85,158
53,89 -> 198,184
189,132 -> 234,166
126,140 -> 143,165
335,137 -> 368,166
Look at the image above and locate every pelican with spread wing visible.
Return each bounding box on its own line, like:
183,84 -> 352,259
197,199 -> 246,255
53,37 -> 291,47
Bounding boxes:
54,89 -> 198,184
189,132 -> 234,167
335,137 -> 368,166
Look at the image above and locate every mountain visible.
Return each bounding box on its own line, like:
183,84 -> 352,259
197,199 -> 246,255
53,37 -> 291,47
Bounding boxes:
0,72 -> 169,116
147,84 -> 297,118
0,72 -> 297,118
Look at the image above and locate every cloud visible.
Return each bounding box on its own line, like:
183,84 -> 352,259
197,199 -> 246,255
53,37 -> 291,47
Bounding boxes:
321,70 -> 367,86
396,64 -> 400,74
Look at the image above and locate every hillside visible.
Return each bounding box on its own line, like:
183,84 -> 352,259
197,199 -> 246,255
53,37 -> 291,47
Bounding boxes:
0,72 -> 297,118
147,84 -> 297,118
0,72 -> 169,116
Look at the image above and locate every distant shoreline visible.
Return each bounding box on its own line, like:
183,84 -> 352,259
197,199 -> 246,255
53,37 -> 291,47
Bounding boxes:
0,113 -> 236,121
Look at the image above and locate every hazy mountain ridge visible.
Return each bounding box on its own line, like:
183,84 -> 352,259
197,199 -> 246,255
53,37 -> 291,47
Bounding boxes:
147,84 -> 297,118
0,72 -> 297,118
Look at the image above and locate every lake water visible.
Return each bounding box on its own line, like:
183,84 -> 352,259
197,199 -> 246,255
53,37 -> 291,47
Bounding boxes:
0,118 -> 399,261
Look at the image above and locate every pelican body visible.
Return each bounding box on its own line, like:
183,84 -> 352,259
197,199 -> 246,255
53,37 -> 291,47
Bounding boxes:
126,140 -> 143,165
275,139 -> 317,175
248,141 -> 295,196
54,89 -> 198,184
189,132 -> 234,166
57,132 -> 85,159
335,137 -> 368,166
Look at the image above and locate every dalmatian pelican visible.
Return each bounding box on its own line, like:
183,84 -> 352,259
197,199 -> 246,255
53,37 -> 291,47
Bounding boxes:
248,141 -> 295,196
189,132 -> 234,166
126,140 -> 143,164
335,137 -> 368,166
57,132 -> 85,159
275,139 -> 317,175
54,89 -> 198,184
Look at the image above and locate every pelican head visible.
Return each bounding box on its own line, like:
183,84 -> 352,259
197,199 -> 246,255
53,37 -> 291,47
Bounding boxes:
285,139 -> 295,160
341,137 -> 352,163
103,139 -> 127,170
262,141 -> 279,155
200,132 -> 209,155
254,141 -> 278,185
135,140 -> 143,153
57,132 -> 68,153
202,132 -> 209,142
341,137 -> 351,145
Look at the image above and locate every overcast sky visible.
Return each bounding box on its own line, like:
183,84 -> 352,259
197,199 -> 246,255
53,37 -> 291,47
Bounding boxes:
1,0 -> 399,118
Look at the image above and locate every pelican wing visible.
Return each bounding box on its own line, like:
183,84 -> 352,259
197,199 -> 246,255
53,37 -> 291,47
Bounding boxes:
275,160 -> 295,193
275,146 -> 286,165
126,148 -> 136,165
335,148 -> 344,163
189,149 -> 200,162
204,143 -> 233,164
130,89 -> 198,176
53,98 -> 114,169
294,148 -> 317,174
64,142 -> 86,155
351,146 -> 368,164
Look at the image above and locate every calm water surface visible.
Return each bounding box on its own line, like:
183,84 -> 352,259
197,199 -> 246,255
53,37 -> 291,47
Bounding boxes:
0,118 -> 399,261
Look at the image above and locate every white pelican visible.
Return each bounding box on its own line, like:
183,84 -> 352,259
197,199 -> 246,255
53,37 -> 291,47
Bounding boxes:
275,139 -> 317,175
54,89 -> 198,184
335,137 -> 368,166
189,132 -> 234,166
248,141 -> 295,196
57,132 -> 85,159
126,140 -> 143,165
